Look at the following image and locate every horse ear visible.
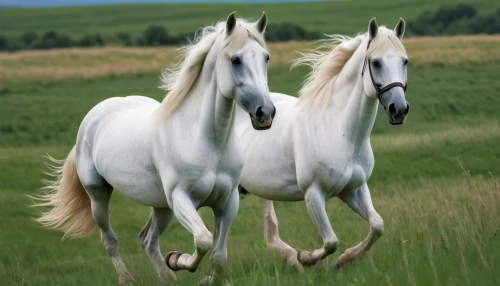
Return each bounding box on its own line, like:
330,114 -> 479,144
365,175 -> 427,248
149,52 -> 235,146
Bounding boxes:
368,17 -> 378,40
394,17 -> 405,39
256,12 -> 268,33
226,11 -> 237,35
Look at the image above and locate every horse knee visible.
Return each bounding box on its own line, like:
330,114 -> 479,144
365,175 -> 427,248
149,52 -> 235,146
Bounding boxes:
324,239 -> 339,254
194,231 -> 213,254
372,221 -> 384,237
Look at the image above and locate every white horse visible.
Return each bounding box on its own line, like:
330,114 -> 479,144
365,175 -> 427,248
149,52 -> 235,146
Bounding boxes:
33,12 -> 275,285
235,18 -> 409,270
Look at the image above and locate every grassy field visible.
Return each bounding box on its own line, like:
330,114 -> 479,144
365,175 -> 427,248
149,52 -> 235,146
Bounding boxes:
1,31 -> 500,286
1,0 -> 499,40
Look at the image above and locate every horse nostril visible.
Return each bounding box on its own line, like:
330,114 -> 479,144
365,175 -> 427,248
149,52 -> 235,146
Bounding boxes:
255,107 -> 264,120
404,104 -> 410,116
388,103 -> 397,116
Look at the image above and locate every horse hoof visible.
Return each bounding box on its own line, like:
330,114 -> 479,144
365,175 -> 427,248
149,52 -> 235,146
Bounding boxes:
296,250 -> 317,266
165,251 -> 197,273
331,258 -> 341,270
118,272 -> 136,285
165,251 -> 182,271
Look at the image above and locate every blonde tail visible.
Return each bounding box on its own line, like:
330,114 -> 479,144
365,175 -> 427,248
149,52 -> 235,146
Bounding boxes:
32,146 -> 97,238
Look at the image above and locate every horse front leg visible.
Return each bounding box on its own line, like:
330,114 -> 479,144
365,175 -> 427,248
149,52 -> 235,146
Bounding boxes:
199,188 -> 239,286
296,185 -> 339,266
333,183 -> 384,269
165,190 -> 213,273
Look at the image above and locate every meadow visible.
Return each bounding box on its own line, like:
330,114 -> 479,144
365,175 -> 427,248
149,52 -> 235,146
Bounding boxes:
1,26 -> 500,286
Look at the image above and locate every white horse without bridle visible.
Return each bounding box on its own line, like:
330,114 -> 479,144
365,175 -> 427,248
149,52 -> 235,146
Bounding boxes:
235,18 -> 409,270
33,12 -> 275,285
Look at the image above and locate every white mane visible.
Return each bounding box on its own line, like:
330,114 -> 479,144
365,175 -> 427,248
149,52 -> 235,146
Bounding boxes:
293,27 -> 407,110
154,19 -> 266,121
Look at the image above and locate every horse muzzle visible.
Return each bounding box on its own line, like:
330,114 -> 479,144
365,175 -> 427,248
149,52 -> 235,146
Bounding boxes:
250,105 -> 276,130
379,90 -> 410,125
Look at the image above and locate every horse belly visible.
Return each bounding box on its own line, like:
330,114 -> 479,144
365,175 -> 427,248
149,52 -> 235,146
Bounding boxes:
106,171 -> 168,207
95,139 -> 168,207
240,165 -> 303,201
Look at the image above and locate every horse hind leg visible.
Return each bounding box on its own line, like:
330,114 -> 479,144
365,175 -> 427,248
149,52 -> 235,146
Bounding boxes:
139,207 -> 176,282
77,152 -> 134,284
263,200 -> 304,272
333,184 -> 384,269
165,190 -> 213,273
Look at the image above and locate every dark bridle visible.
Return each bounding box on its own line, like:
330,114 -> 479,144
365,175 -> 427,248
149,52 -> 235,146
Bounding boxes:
361,39 -> 407,99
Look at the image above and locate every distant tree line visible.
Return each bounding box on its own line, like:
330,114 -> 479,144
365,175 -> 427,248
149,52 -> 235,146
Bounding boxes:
0,31 -> 105,52
0,22 -> 323,52
407,3 -> 500,36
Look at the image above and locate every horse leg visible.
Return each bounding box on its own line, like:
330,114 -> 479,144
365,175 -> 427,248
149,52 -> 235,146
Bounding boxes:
199,189 -> 239,286
263,200 -> 304,272
333,184 -> 384,269
78,153 -> 134,285
296,186 -> 339,266
139,207 -> 176,282
165,191 -> 213,273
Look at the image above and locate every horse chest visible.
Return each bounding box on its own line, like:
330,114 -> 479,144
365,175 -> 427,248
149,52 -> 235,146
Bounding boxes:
176,149 -> 242,201
321,140 -> 374,195
182,170 -> 236,208
315,145 -> 372,195
345,164 -> 367,189
320,164 -> 366,198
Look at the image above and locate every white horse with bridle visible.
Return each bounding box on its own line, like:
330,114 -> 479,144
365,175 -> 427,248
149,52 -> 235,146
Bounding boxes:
235,18 -> 409,270
33,12 -> 274,285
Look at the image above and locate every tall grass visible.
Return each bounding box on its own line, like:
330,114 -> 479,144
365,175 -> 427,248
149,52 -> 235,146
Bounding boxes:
3,154 -> 498,285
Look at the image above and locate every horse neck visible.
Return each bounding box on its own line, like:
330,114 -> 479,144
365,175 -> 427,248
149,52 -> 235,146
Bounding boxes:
329,41 -> 378,148
180,50 -> 236,148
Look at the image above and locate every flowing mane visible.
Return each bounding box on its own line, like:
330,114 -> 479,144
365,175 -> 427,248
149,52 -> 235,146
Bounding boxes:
293,27 -> 406,110
154,19 -> 266,121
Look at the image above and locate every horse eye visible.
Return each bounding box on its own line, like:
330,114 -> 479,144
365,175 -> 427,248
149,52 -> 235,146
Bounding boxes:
403,58 -> 409,66
372,60 -> 380,68
231,56 -> 241,65
265,54 -> 270,62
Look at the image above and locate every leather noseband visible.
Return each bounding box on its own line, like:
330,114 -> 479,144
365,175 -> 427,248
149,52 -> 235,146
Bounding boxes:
361,39 -> 407,99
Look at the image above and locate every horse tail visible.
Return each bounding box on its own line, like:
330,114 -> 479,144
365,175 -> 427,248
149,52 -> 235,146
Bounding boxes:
32,146 -> 97,238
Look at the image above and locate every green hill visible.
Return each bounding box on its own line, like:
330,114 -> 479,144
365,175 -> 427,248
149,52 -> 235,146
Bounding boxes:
1,0 -> 499,40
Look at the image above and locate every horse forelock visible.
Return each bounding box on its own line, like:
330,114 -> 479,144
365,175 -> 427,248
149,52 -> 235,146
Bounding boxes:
366,26 -> 407,58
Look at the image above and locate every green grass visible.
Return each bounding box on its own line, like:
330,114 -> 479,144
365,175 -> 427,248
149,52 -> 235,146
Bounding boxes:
0,56 -> 499,285
1,0 -> 499,40
1,3 -> 500,282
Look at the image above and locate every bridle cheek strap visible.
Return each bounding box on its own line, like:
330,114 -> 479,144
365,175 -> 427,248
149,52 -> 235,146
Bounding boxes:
361,39 -> 407,99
